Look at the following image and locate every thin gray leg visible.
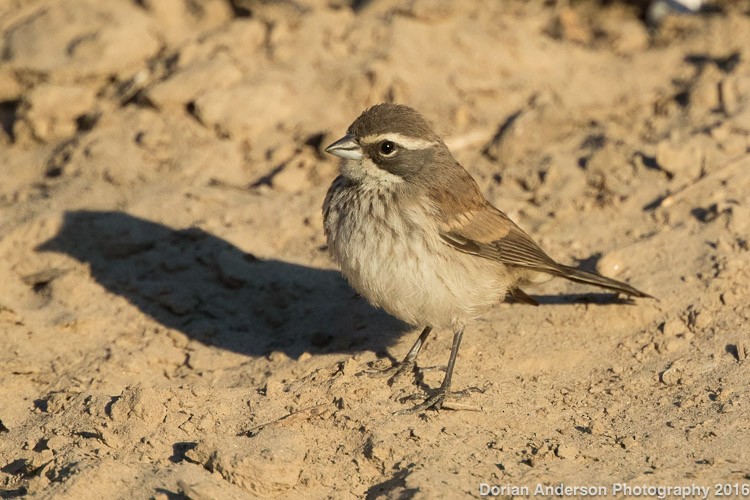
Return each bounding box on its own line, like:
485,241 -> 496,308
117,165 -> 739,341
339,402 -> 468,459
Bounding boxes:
368,325 -> 433,380
399,325 -> 465,413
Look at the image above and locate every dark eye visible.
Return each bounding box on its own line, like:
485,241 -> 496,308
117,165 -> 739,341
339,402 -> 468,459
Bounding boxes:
379,141 -> 397,156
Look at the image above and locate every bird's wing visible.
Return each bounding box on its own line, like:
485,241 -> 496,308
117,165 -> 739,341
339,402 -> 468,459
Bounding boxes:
436,195 -> 652,298
427,162 -> 651,298
438,202 -> 560,274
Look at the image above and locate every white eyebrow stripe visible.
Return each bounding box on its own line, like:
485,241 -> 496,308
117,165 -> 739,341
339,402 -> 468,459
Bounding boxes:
360,133 -> 438,150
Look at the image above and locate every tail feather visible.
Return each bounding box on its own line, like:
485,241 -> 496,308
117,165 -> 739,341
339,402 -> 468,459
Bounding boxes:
553,264 -> 653,299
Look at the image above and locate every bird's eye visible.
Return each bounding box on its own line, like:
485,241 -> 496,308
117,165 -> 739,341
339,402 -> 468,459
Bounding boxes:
379,141 -> 397,156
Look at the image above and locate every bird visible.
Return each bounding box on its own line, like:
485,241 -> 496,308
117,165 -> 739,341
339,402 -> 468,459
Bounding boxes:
322,103 -> 651,413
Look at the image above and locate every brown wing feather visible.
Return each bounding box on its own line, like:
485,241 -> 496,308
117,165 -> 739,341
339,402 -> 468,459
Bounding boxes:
438,202 -> 560,274
429,163 -> 651,298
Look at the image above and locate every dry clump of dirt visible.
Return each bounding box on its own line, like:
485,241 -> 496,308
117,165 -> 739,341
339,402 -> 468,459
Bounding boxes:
1,0 -> 750,498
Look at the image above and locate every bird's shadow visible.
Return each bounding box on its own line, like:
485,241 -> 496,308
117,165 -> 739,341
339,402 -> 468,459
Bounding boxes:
36,210 -> 408,358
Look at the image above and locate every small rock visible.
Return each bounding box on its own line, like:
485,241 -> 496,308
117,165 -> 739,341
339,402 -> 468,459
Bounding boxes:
720,77 -> 739,115
596,251 -> 624,277
660,360 -> 684,385
613,20 -> 649,54
191,432 -> 305,496
45,435 -> 68,452
267,351 -> 290,363
661,318 -> 686,337
690,65 -> 723,115
366,436 -> 392,463
29,449 -> 54,468
693,310 -> 713,330
297,352 -> 312,362
15,84 -> 96,142
619,435 -> 638,449
655,139 -> 703,181
190,385 -> 210,398
0,68 -> 22,101
264,379 -> 284,398
556,443 -> 578,459
98,427 -> 121,448
147,53 -> 243,110
735,341 -> 748,362
109,384 -> 166,424
555,7 -> 593,45
340,356 -> 358,376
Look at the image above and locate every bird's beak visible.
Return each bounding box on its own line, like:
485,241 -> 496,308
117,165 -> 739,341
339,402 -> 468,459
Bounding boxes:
325,134 -> 362,160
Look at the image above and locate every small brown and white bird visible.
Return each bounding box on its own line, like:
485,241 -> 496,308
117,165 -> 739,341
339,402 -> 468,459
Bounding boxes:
322,103 -> 651,413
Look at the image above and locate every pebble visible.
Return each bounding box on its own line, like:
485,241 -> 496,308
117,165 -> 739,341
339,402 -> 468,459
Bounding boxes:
661,318 -> 686,337
693,310 -> 714,330
188,431 -> 305,496
297,352 -> 312,362
655,139 -> 703,181
109,385 -> 166,425
46,435 -> 68,452
619,435 -> 638,450
147,53 -> 243,110
0,68 -> 22,101
719,77 -> 739,115
556,443 -> 578,459
613,20 -> 649,54
596,251 -> 624,277
15,84 -> 96,142
660,360 -> 684,385
264,379 -> 285,398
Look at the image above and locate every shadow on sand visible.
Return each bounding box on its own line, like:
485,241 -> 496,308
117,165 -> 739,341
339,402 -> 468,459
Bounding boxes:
37,210 -> 408,359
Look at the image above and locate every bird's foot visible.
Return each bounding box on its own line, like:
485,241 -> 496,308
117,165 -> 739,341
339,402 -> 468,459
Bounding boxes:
364,359 -> 416,383
396,386 -> 484,414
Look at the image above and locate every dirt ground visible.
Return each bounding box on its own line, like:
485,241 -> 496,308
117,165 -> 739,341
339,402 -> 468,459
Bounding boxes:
1,0 -> 750,498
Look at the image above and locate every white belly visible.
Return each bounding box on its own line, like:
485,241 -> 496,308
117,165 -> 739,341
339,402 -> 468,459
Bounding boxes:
324,180 -> 508,328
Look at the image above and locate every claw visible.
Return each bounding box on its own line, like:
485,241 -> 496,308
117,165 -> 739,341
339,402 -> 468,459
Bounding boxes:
395,385 -> 484,414
364,360 -> 416,382
396,389 -> 448,415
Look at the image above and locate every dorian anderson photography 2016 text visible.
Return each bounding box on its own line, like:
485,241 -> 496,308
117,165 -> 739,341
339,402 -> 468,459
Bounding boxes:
478,482 -> 749,498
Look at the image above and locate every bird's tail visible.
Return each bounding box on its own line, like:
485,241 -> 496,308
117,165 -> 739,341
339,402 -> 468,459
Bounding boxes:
552,264 -> 653,298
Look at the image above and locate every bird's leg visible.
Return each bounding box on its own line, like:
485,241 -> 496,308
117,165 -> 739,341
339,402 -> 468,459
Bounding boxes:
368,325 -> 432,381
398,325 -> 465,414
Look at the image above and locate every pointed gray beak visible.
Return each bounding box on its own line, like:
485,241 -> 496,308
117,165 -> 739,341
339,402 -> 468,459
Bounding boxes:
325,134 -> 363,160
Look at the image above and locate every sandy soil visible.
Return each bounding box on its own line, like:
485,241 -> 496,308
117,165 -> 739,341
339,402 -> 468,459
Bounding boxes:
1,0 -> 750,498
